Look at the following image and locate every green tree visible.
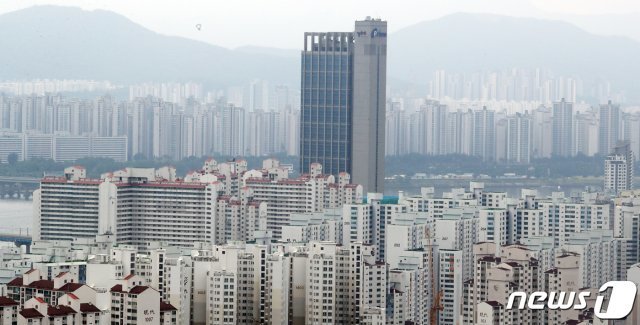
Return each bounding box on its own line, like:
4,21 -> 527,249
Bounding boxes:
133,153 -> 147,161
7,153 -> 18,165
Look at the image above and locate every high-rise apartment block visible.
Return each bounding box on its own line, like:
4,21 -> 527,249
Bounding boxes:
472,107 -> 496,161
552,98 -> 573,157
605,141 -> 634,194
34,159 -> 362,250
599,100 -> 620,156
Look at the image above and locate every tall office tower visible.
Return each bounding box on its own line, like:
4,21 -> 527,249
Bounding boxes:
604,141 -> 634,194
599,100 -> 620,156
300,17 -> 387,193
472,107 -> 496,161
552,98 -> 573,157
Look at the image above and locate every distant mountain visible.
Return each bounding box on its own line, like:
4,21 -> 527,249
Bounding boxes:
388,13 -> 640,100
235,46 -> 299,59
560,13 -> 640,43
0,6 -> 298,86
1,7 -> 639,101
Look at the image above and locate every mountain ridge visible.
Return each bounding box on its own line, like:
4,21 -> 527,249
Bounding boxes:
1,6 -> 639,100
0,5 -> 298,86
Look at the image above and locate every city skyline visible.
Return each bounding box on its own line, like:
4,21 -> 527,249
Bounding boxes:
0,2 -> 639,324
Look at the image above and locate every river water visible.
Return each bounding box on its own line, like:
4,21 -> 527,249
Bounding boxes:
0,200 -> 33,233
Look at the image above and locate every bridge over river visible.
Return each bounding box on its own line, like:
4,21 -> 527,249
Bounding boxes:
0,176 -> 40,199
0,227 -> 32,251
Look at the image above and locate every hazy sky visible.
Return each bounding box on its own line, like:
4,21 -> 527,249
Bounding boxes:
1,0 -> 639,48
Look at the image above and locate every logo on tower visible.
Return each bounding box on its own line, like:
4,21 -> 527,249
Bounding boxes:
371,28 -> 387,38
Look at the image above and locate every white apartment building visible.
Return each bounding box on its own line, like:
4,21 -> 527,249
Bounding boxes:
544,253 -> 582,324
604,141 -> 634,194
627,263 -> 640,325
478,209 -> 508,247
438,249 -> 463,325
33,167 -> 101,242
385,216 -> 432,270
349,243 -> 387,323
536,198 -> 610,246
305,242 -> 350,324
214,194 -> 266,244
562,229 -> 627,289
463,243 -> 541,325
281,208 -> 347,244
244,163 -> 362,238
436,208 -> 479,281
206,270 -> 237,325
614,192 -> 640,268
304,242 -> 386,325
34,166 -> 219,251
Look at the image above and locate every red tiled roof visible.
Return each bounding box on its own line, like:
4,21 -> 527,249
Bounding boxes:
128,286 -> 149,295
7,278 -> 22,286
116,182 -> 207,189
55,272 -> 68,278
42,177 -> 101,185
47,305 -> 76,316
66,293 -> 79,300
19,308 -> 44,319
29,280 -> 54,290
160,301 -> 177,311
34,297 -> 46,304
123,274 -> 135,280
484,301 -> 503,307
0,297 -> 17,306
80,303 -> 101,313
110,284 -> 123,293
58,283 -> 83,292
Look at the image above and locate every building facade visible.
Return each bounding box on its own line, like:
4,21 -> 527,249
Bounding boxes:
300,18 -> 387,193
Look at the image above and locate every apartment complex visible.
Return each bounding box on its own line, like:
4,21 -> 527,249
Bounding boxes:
34,159 -> 362,250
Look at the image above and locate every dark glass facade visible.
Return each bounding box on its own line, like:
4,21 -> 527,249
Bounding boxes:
300,32 -> 354,176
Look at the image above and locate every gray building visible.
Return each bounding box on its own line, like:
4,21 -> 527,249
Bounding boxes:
505,112 -> 532,164
472,107 -> 496,161
599,100 -> 620,156
300,17 -> 387,193
552,98 -> 574,157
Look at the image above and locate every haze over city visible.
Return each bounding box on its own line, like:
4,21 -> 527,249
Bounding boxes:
0,1 -> 639,324
2,0 -> 640,48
